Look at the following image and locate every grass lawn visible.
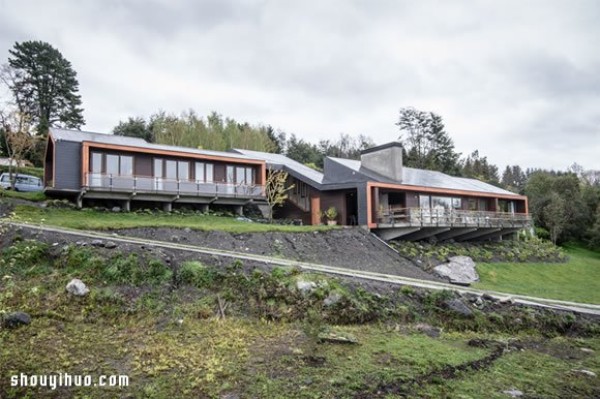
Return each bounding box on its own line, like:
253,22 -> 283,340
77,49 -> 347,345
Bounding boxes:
474,245 -> 600,304
0,189 -> 46,201
7,204 -> 333,233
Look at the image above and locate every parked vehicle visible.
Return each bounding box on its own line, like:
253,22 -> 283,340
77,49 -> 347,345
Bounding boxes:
0,173 -> 43,192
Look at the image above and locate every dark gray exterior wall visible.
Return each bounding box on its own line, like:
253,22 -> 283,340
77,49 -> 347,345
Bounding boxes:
356,182 -> 369,226
323,158 -> 369,184
54,141 -> 82,190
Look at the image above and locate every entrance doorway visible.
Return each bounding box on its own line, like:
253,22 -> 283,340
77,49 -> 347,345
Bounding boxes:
345,190 -> 358,225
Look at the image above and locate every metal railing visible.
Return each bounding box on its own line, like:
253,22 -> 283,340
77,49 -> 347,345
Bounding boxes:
85,173 -> 265,198
376,207 -> 531,228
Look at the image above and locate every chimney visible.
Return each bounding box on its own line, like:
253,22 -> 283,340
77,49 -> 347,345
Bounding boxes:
360,142 -> 403,182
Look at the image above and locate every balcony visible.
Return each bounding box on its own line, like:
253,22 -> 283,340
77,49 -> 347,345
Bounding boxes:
84,173 -> 265,199
376,207 -> 532,229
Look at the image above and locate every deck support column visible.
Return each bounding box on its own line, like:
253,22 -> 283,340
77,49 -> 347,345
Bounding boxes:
233,205 -> 243,216
200,204 -> 209,213
123,200 -> 131,212
163,202 -> 172,212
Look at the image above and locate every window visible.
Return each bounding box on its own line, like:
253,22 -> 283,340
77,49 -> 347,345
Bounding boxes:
245,167 -> 254,185
120,156 -> 133,176
195,162 -> 205,182
432,196 -> 452,210
91,153 -> 102,173
467,198 -> 477,211
226,165 -> 235,183
154,159 -> 163,178
479,199 -> 488,211
106,155 -> 119,175
178,161 -> 189,180
452,198 -> 462,209
206,163 -> 214,182
419,195 -> 431,208
165,160 -> 177,179
235,166 -> 245,184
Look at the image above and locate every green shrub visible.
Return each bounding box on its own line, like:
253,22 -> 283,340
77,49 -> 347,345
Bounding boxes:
1,240 -> 49,275
179,261 -> 217,288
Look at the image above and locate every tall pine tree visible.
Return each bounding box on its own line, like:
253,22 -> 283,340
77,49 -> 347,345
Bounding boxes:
8,40 -> 84,136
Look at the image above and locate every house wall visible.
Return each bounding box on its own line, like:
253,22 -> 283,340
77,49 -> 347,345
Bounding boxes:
54,141 -> 82,190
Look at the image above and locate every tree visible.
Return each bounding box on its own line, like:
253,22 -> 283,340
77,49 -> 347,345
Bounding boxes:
265,168 -> 294,222
113,116 -> 154,142
396,107 -> 460,174
543,192 -> 567,244
461,150 -> 500,185
501,165 -> 527,194
0,108 -> 35,187
286,134 -> 322,167
6,40 -> 84,136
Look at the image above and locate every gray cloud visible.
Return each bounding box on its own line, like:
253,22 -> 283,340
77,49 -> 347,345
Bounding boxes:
0,0 -> 599,171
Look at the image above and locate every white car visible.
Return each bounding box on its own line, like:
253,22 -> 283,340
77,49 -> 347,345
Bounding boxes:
0,173 -> 43,192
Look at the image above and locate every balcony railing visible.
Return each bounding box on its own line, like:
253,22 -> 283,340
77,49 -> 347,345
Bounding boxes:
84,173 -> 265,198
377,207 -> 531,228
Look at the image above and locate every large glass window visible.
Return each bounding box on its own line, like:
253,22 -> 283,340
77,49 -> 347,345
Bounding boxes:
91,153 -> 102,173
226,165 -> 235,183
106,155 -> 119,175
178,161 -> 189,180
165,160 -> 177,180
154,159 -> 163,177
419,195 -> 431,208
235,166 -> 245,184
206,163 -> 214,182
432,196 -> 452,210
120,156 -> 133,176
195,162 -> 205,182
245,167 -> 254,185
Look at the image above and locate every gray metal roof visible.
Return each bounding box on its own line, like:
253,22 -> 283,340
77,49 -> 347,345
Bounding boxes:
49,128 -> 262,162
327,157 -> 520,196
232,148 -> 324,184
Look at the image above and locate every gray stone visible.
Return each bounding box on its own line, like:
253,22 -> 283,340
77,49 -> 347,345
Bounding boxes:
444,299 -> 473,317
474,296 -> 484,308
580,348 -> 595,354
90,239 -> 104,247
296,280 -> 317,295
414,323 -> 441,338
111,206 -> 121,212
104,241 -> 117,249
324,292 -> 343,307
433,256 -> 479,285
66,278 -> 90,296
318,331 -> 359,344
183,227 -> 192,233
2,311 -> 31,328
571,369 -> 597,378
171,235 -> 180,242
502,388 -> 523,397
500,296 -> 514,305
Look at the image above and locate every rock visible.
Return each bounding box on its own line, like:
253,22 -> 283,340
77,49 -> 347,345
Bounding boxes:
482,293 -> 496,302
500,297 -> 514,305
580,348 -> 595,354
318,331 -> 359,344
2,311 -> 31,329
414,323 -> 441,338
433,256 -> 479,285
502,388 -> 523,397
90,239 -> 105,247
104,241 -> 117,249
474,296 -> 484,308
75,240 -> 87,246
296,280 -> 317,295
171,235 -> 180,242
324,292 -> 342,307
111,206 -> 121,212
571,369 -> 597,378
183,227 -> 192,233
444,299 -> 473,317
66,278 -> 90,296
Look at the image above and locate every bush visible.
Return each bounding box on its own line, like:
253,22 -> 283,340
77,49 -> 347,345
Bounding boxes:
179,261 -> 217,288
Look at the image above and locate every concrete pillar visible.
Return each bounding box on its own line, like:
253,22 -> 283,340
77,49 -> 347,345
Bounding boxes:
163,202 -> 172,212
233,205 -> 243,216
310,196 -> 321,225
123,200 -> 131,212
200,204 -> 209,213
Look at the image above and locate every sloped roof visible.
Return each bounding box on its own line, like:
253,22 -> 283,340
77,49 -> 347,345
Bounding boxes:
328,157 -> 519,196
231,148 -> 324,184
49,128 -> 261,162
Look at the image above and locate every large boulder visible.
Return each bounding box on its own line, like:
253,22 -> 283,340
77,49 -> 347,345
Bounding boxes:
433,256 -> 479,285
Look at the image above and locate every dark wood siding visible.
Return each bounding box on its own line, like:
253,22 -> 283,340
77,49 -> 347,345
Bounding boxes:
55,141 -> 82,190
135,153 -> 152,176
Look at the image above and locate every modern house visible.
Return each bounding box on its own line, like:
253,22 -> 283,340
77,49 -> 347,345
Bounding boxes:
44,129 -> 529,241
233,142 -> 531,242
44,128 -> 266,213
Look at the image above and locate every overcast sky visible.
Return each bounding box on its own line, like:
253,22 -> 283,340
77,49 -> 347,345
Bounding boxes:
1,0 -> 599,171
